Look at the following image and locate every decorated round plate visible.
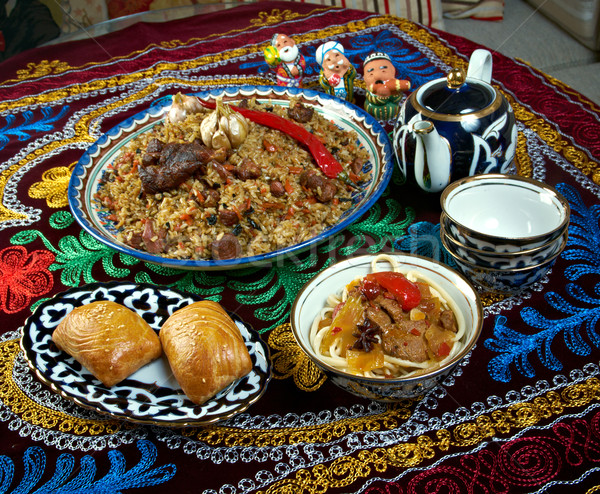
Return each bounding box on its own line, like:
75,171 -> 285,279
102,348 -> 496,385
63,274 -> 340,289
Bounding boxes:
20,282 -> 271,427
68,85 -> 394,270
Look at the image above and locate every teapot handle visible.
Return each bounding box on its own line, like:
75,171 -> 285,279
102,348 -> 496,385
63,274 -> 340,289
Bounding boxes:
467,49 -> 493,84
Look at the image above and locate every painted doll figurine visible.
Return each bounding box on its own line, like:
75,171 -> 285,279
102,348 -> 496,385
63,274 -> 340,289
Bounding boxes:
264,33 -> 306,87
363,52 -> 411,120
315,41 -> 356,102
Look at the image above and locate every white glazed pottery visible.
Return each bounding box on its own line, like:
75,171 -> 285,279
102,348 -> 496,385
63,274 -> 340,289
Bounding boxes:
290,254 -> 483,401
440,174 -> 570,251
440,217 -> 568,269
393,49 -> 517,192
442,237 -> 563,294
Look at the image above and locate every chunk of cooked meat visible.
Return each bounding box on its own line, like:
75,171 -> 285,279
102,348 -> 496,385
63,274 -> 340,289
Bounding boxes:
141,138 -> 164,167
287,102 -> 314,123
381,321 -> 429,362
211,233 -> 241,260
124,231 -> 143,250
439,309 -> 458,332
351,156 -> 365,175
195,187 -> 220,208
235,158 -> 261,181
425,324 -> 455,357
316,180 -> 337,203
210,161 -> 233,182
372,295 -> 405,324
365,305 -> 393,331
219,208 -> 239,226
142,219 -> 168,254
299,169 -> 338,203
138,140 -> 218,194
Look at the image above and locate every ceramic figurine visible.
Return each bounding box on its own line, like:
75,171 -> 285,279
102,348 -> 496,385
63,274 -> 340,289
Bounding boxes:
315,41 -> 356,102
264,33 -> 306,87
362,52 -> 411,120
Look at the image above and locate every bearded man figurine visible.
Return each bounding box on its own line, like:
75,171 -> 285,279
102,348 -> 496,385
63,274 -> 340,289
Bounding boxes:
264,33 -> 306,87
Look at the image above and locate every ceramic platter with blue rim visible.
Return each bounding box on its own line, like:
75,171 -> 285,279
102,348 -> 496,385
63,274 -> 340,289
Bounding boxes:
68,85 -> 394,270
20,282 -> 271,427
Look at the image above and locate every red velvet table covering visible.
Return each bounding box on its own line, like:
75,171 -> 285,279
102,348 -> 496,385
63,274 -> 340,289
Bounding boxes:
1,2 -> 600,492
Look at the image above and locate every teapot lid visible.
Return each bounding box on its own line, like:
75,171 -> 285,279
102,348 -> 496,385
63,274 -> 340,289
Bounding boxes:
416,68 -> 498,116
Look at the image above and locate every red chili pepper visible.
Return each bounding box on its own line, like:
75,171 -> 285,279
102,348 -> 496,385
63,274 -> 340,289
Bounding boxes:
365,271 -> 421,311
197,98 -> 358,188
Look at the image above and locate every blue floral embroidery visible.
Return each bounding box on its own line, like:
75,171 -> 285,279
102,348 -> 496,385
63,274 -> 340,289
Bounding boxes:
0,440 -> 175,493
0,107 -> 70,151
484,183 -> 600,383
240,29 -> 443,87
559,182 -> 600,280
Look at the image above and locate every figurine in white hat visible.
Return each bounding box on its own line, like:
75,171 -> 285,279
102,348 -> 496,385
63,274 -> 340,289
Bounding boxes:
363,52 -> 411,120
264,33 -> 306,87
315,41 -> 356,102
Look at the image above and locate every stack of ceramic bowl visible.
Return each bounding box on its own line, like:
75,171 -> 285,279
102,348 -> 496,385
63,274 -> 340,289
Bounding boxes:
440,174 -> 570,294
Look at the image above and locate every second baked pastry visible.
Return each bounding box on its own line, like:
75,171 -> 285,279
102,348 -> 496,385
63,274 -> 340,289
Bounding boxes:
160,300 -> 253,404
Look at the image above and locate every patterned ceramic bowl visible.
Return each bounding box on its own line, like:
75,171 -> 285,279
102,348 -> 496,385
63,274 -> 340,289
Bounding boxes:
440,174 -> 570,253
442,238 -> 563,293
440,218 -> 568,270
69,85 -> 394,271
290,254 -> 483,401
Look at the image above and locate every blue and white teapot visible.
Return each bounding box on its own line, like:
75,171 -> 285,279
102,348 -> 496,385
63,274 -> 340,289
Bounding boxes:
392,49 -> 517,192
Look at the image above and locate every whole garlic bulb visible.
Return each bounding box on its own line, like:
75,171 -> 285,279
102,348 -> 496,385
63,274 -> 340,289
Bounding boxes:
199,98 -> 250,150
168,93 -> 204,123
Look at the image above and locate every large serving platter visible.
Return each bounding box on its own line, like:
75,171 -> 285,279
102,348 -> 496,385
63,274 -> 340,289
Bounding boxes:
20,282 -> 271,427
68,85 -> 394,270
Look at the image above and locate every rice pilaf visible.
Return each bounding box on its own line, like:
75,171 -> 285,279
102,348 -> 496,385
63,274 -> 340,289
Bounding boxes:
94,96 -> 370,261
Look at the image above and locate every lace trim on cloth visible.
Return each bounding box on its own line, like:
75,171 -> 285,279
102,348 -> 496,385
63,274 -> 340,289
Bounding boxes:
3,323 -> 600,442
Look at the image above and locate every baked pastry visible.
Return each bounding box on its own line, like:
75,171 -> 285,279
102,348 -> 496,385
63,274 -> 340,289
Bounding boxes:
160,300 -> 252,404
52,300 -> 162,387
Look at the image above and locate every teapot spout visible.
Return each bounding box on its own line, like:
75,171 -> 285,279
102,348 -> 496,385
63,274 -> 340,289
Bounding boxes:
412,121 -> 452,193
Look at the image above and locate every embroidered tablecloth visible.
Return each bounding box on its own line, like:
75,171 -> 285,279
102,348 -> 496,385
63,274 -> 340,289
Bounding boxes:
1,2 -> 600,492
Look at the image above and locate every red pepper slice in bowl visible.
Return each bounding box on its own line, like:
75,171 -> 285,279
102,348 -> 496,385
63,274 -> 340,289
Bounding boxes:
365,271 -> 422,311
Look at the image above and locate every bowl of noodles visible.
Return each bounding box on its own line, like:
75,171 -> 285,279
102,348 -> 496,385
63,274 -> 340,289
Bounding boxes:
290,254 -> 483,401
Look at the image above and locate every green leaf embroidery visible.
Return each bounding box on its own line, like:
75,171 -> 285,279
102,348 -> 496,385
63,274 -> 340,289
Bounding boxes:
340,198 -> 415,256
52,231 -> 133,286
229,252 -> 334,333
134,263 -> 227,299
10,230 -> 49,248
49,211 -> 75,230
